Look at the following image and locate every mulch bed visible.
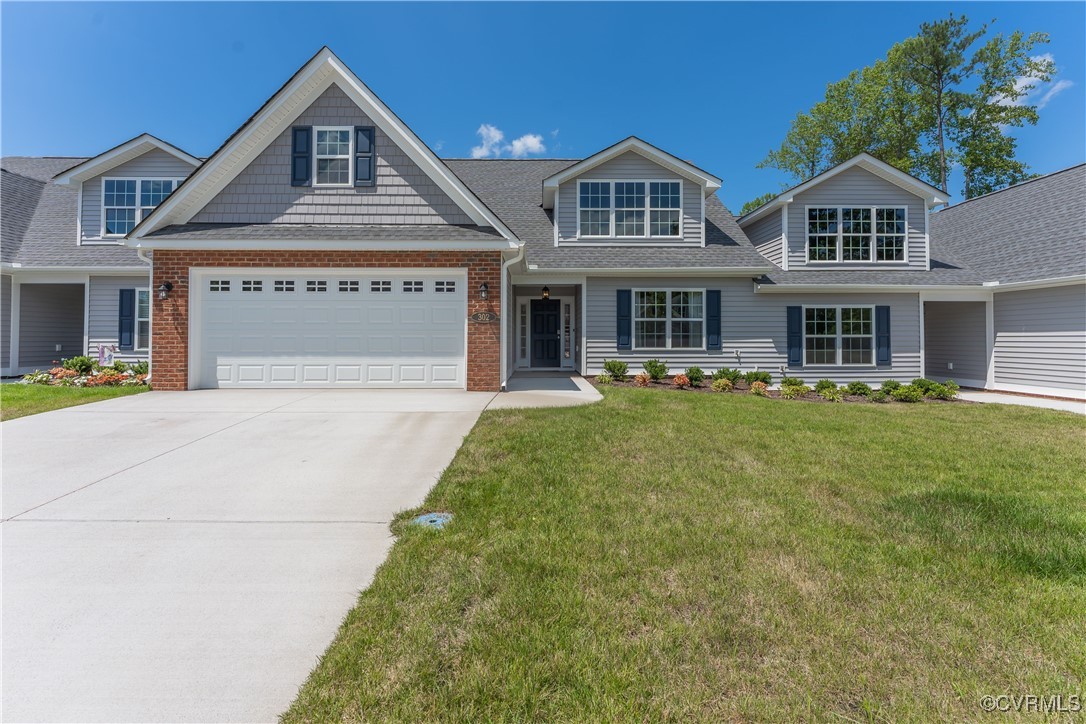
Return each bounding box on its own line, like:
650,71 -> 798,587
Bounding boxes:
595,377 -> 971,404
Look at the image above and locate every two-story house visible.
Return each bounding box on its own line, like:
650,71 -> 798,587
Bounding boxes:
2,47 -> 1083,399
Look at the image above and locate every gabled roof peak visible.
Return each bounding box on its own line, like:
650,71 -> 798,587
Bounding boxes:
52,133 -> 200,186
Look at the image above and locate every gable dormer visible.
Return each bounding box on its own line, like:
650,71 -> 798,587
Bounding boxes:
738,153 -> 949,271
542,137 -> 722,247
53,134 -> 200,245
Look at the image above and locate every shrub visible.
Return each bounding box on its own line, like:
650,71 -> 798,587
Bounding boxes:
643,359 -> 669,381
712,368 -> 743,384
780,376 -> 805,387
602,359 -> 628,381
710,378 -> 733,393
594,372 -> 614,386
814,378 -> 837,393
110,360 -> 130,373
634,373 -> 651,388
870,390 -> 889,403
780,384 -> 811,400
845,381 -> 872,397
62,356 -> 95,375
881,379 -> 903,393
684,366 -> 705,387
819,386 -> 844,402
130,360 -> 150,376
21,370 -> 52,385
926,380 -> 960,400
891,384 -> 924,403
749,380 -> 768,396
745,370 -> 772,386
672,374 -> 691,389
911,378 -> 939,395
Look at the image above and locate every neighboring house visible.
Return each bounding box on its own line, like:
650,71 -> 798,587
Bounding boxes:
2,47 -> 1083,400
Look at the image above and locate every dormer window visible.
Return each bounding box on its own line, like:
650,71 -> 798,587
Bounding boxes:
578,180 -> 682,239
806,206 -> 907,262
102,178 -> 181,236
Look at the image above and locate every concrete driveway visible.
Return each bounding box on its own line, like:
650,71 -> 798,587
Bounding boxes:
1,388 -> 494,723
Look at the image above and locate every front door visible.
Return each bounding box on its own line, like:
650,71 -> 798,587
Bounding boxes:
530,299 -> 561,368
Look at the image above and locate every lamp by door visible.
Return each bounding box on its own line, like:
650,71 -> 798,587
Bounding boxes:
541,286 -> 550,300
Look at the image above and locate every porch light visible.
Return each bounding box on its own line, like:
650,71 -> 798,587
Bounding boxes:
542,286 -> 550,300
157,282 -> 174,300
479,282 -> 489,300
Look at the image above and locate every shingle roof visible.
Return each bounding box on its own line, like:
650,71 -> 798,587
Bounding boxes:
445,159 -> 771,270
1,157 -> 148,268
929,164 -> 1086,284
145,222 -> 503,243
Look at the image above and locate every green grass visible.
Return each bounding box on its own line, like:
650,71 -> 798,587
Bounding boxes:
0,383 -> 147,420
285,388 -> 1086,722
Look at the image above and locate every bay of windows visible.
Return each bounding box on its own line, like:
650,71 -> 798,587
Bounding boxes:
804,306 -> 873,366
806,207 -> 906,262
103,178 -> 180,236
634,289 -> 704,349
579,181 -> 681,238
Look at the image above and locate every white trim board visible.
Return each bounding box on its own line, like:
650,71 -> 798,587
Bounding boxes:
53,134 -> 200,186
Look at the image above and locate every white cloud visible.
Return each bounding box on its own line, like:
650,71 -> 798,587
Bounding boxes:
433,140 -> 444,152
996,53 -> 1071,110
550,128 -> 560,138
506,133 -> 546,158
1037,79 -> 1073,109
471,124 -> 504,158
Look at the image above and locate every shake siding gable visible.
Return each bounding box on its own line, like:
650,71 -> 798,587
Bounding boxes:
787,166 -> 928,270
190,84 -> 473,226
555,151 -> 702,243
81,149 -> 196,242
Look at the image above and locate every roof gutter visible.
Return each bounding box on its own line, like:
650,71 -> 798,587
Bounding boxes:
524,265 -> 773,276
754,282 -> 988,293
984,274 -> 1086,292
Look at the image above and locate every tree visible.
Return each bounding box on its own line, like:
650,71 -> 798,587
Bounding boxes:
757,112 -> 830,180
740,192 -> 778,216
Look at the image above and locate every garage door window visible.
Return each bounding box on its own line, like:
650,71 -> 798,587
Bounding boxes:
435,280 -> 457,293
339,280 -> 360,293
274,280 -> 295,292
370,280 -> 391,293
403,280 -> 424,293
306,280 -> 328,293
210,280 -> 229,292
242,280 -> 263,292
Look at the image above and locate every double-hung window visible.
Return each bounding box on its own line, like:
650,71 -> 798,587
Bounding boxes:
804,306 -> 873,365
578,180 -> 682,239
135,290 -> 151,350
806,207 -> 907,262
634,290 -> 704,349
314,127 -> 352,186
102,178 -> 181,236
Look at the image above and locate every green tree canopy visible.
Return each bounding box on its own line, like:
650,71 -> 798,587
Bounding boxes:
739,192 -> 778,217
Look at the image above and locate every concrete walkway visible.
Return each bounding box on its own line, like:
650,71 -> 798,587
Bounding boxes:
958,390 -> 1086,415
2,389 -> 493,723
487,372 -> 602,410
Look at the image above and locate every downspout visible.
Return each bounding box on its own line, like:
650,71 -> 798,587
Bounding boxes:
137,247 -> 153,382
499,244 -> 526,391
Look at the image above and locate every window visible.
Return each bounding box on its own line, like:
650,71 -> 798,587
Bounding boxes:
403,280 -> 424,293
578,180 -> 684,239
804,306 -> 874,365
209,280 -> 230,292
370,280 -> 391,293
807,206 -> 907,262
339,280 -> 360,293
435,280 -> 457,293
306,280 -> 327,293
274,280 -> 295,292
136,290 -> 150,350
519,303 -> 528,359
102,178 -> 180,236
314,127 -> 352,186
633,289 -> 704,349
242,280 -> 262,292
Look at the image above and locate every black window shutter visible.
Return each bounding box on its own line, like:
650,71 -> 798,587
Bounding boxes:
875,305 -> 891,365
616,289 -> 632,350
118,289 -> 135,350
354,126 -> 375,187
786,306 -> 802,367
291,127 -> 311,187
706,289 -> 721,350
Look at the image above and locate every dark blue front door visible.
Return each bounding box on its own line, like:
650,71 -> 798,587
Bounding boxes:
530,299 -> 561,367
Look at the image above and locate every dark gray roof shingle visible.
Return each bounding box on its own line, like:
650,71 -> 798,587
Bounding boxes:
929,164 -> 1086,284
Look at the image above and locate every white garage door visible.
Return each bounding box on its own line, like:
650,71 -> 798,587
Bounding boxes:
193,270 -> 466,388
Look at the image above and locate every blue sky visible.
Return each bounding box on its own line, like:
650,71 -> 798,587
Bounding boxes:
2,2 -> 1082,210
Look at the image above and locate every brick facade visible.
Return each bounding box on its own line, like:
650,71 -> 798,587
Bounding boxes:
151,249 -> 502,391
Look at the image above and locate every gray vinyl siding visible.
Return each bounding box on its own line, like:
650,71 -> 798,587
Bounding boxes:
191,84 -> 473,225
81,149 -> 196,242
555,151 -> 702,244
585,276 -> 921,384
924,301 -> 987,385
744,211 -> 783,267
993,284 -> 1086,393
1,274 -> 11,371
17,283 -> 85,368
88,275 -> 150,363
788,166 -> 928,271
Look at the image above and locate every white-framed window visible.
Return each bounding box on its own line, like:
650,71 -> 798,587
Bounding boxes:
577,180 -> 683,239
806,206 -> 907,263
403,280 -> 424,293
209,280 -> 230,292
314,127 -> 352,186
242,280 -> 262,292
306,280 -> 328,293
101,177 -> 183,237
633,289 -> 704,349
273,280 -> 295,292
339,280 -> 360,293
135,289 -> 151,350
804,306 -> 874,366
370,280 -> 391,293
435,280 -> 457,293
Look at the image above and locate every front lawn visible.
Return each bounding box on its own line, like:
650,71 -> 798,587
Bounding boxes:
286,388 -> 1086,721
0,383 -> 147,420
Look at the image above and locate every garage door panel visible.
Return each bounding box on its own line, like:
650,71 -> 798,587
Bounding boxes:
196,271 -> 465,389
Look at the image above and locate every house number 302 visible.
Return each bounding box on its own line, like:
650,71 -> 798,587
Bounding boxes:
469,311 -> 499,323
